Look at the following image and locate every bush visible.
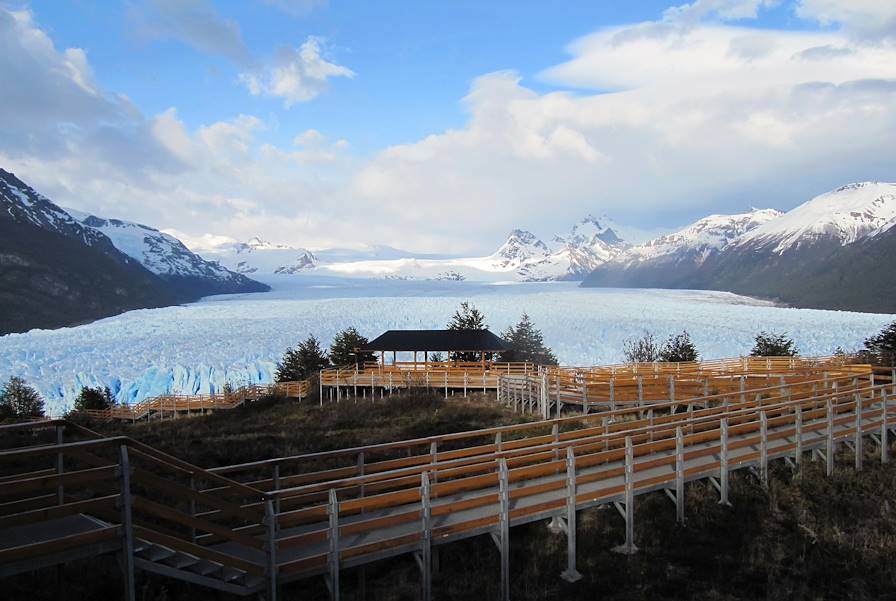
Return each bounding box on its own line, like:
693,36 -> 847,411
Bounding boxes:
276,335 -> 331,381
623,332 -> 660,363
659,330 -> 699,362
750,331 -> 799,357
0,376 -> 45,418
72,386 -> 115,412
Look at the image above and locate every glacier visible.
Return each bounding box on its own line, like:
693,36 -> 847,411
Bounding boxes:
1,275 -> 894,416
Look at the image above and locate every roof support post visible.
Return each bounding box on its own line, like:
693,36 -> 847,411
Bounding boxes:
327,489 -> 341,601
118,445 -> 135,601
719,419 -> 731,506
560,447 -> 582,583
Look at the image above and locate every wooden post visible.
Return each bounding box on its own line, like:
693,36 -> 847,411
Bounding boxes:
328,489 -> 341,601
882,389 -> 889,464
420,472 -> 432,601
795,406 -> 803,467
719,419 -> 730,506
464,372 -> 468,397
498,458 -> 510,601
265,499 -> 278,601
560,447 -> 582,582
55,424 -> 64,505
759,411 -> 769,487
826,399 -> 835,477
855,392 -> 863,471
609,378 -> 616,413
621,436 -> 637,553
669,376 -> 676,403
118,445 -> 136,601
357,452 -> 366,499
189,475 -> 197,543
272,465 -> 281,515
675,426 -> 685,523
556,374 -> 562,417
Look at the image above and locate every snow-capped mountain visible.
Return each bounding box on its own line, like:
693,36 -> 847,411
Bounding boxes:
583,182 -> 896,313
0,168 -> 268,334
735,182 -> 896,253
205,237 -> 319,275
617,208 -> 783,266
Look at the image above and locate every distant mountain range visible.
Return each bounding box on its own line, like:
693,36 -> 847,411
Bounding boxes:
204,215 -> 630,282
582,182 -> 896,313
0,169 -> 267,334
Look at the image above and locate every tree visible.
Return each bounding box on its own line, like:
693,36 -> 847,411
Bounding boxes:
447,302 -> 489,362
73,386 -> 115,412
864,321 -> 896,365
276,336 -> 331,381
623,332 -> 660,363
500,313 -> 558,365
659,331 -> 699,363
329,327 -> 376,368
750,331 -> 799,357
0,376 -> 45,418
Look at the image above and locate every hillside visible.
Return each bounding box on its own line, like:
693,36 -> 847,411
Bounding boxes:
583,183 -> 896,313
0,169 -> 268,334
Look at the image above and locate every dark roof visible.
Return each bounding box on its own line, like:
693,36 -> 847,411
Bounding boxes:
363,329 -> 510,352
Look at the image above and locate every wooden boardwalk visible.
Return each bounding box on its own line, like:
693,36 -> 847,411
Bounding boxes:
76,380 -> 311,422
1,359 -> 894,601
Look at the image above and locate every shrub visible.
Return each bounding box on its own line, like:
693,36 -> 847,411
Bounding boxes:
276,335 -> 331,381
623,332 -> 660,363
659,331 -> 699,362
0,376 -> 45,418
750,331 -> 799,357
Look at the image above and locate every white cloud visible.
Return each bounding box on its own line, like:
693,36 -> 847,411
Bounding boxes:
796,0 -> 896,41
260,0 -> 328,17
127,0 -> 248,62
239,37 -> 354,106
663,0 -> 781,23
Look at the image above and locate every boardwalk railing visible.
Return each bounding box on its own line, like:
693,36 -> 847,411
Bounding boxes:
2,363 -> 895,601
76,380 -> 311,422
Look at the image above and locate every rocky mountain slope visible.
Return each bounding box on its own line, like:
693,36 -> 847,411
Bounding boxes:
0,169 -> 267,334
583,182 -> 896,313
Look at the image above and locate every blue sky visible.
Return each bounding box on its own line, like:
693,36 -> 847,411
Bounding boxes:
2,1 -> 896,253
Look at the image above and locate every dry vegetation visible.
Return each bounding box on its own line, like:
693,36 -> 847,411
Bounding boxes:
10,393 -> 896,601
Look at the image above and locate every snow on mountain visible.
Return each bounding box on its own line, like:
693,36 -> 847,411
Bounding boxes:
486,229 -> 551,269
204,237 -> 319,275
66,210 -> 251,286
736,182 -> 896,253
617,208 -> 784,265
1,169 -> 121,251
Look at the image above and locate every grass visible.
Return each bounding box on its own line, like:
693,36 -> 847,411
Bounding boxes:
9,392 -> 896,600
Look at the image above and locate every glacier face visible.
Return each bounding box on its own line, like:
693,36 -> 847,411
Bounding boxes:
1,275 -> 894,416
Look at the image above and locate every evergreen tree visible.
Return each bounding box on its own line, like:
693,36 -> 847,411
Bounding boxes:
750,331 -> 799,357
500,313 -> 558,365
72,386 -> 115,412
447,302 -> 489,362
276,336 -> 331,381
864,321 -> 896,365
0,376 -> 45,418
329,327 -> 376,368
623,332 -> 660,363
659,331 -> 699,363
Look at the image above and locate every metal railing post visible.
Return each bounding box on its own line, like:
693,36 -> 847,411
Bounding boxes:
498,458 -> 510,601
265,499 -> 278,601
719,419 -> 730,506
882,389 -> 890,464
826,399 -> 835,477
855,392 -> 863,471
675,426 -> 685,523
560,447 -> 582,582
420,472 -> 432,601
760,411 -> 769,487
328,489 -> 341,601
118,445 -> 136,601
55,424 -> 64,505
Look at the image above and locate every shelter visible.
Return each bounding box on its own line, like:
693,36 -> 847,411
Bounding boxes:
362,329 -> 510,367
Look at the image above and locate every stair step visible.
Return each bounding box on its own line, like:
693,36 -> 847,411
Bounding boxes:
221,567 -> 246,582
186,559 -> 224,577
138,544 -> 177,562
163,552 -> 201,570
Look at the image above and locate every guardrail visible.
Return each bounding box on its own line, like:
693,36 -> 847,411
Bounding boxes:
2,362 -> 895,601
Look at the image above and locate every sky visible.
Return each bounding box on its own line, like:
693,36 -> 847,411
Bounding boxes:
1,0 -> 895,255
